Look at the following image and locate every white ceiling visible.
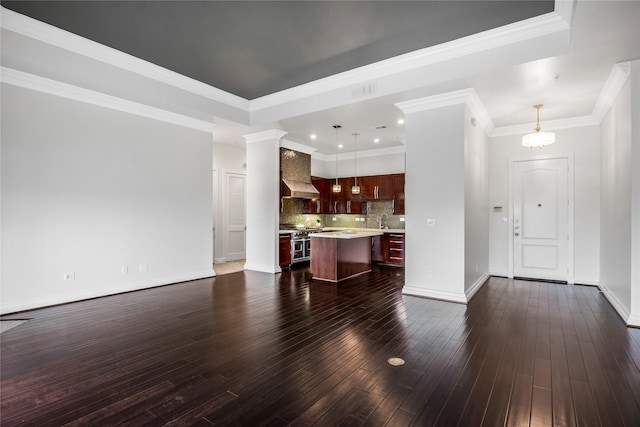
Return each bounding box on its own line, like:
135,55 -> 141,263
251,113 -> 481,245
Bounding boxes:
1,1 -> 638,157
276,1 -> 639,155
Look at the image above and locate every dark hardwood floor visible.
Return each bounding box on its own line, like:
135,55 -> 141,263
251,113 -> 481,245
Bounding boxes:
1,266 -> 640,426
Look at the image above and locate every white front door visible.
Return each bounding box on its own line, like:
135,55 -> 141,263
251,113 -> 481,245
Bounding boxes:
513,158 -> 570,282
226,173 -> 246,261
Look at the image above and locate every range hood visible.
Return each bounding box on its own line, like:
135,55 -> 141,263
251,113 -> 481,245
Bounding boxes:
280,147 -> 320,199
281,179 -> 320,199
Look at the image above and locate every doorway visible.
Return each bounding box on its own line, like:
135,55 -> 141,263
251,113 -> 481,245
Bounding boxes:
225,172 -> 246,261
510,156 -> 574,283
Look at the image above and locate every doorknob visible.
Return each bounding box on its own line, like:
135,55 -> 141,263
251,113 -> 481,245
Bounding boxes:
515,232 -> 520,236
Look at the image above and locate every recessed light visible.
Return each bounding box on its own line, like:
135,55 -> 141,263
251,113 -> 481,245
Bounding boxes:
310,134 -> 317,140
374,138 -> 380,143
397,119 -> 405,125
338,144 -> 343,148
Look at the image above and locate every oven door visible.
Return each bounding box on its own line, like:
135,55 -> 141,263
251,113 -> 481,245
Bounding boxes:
291,238 -> 310,263
291,238 -> 305,263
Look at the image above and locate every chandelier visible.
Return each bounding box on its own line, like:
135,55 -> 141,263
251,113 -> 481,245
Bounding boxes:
522,104 -> 555,149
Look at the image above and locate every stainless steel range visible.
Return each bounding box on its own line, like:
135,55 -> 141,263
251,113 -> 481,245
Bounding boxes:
281,226 -> 319,264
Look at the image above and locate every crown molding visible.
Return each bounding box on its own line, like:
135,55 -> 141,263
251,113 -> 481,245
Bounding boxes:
243,129 -> 288,144
591,62 -> 631,123
280,139 -> 317,155
0,6 -> 249,111
395,88 -> 476,114
250,10 -> 570,111
394,88 -> 495,136
312,145 -> 405,162
0,67 -> 215,132
491,115 -> 598,137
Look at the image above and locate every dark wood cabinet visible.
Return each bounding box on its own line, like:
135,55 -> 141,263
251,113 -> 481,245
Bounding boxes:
371,232 -> 405,266
329,178 -> 365,214
359,175 -> 378,200
301,173 -> 403,215
302,177 -> 331,214
386,233 -> 405,266
359,174 -> 394,201
376,174 -> 394,200
392,173 -> 405,215
279,234 -> 292,267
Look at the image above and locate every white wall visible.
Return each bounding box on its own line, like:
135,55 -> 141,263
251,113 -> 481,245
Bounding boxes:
311,150 -> 405,178
600,77 -> 633,319
1,85 -> 214,314
464,107 -> 490,297
488,126 -> 601,284
403,104 -> 466,302
213,143 -> 247,173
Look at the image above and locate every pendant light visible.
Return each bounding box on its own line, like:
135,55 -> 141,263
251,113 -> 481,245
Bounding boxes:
351,133 -> 360,195
522,104 -> 555,149
332,125 -> 342,193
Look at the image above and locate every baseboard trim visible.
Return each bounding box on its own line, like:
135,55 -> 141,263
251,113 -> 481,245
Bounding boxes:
0,270 -> 215,315
244,263 -> 282,274
466,273 -> 490,302
597,281 -> 633,326
402,286 -> 468,304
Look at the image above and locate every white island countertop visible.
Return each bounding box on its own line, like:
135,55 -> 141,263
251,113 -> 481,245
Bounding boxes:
309,230 -> 384,239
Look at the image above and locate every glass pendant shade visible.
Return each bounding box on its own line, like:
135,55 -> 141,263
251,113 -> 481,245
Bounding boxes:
522,131 -> 556,148
332,183 -> 341,192
351,185 -> 360,194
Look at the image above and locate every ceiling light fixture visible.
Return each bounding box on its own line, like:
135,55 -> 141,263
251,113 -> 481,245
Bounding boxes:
352,133 -> 360,195
397,119 -> 405,125
310,134 -> 317,140
332,125 -> 342,193
374,138 -> 380,143
522,104 -> 555,149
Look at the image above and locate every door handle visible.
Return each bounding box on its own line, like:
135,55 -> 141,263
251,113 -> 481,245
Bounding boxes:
515,232 -> 520,236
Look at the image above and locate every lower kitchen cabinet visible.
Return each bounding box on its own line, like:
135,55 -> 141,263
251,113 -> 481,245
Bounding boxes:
371,232 -> 405,266
279,234 -> 292,267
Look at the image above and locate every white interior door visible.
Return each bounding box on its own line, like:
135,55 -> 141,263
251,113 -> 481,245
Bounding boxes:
226,173 -> 246,261
513,158 -> 569,281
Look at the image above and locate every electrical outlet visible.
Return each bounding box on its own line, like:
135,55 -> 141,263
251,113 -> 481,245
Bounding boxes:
64,272 -> 75,281
121,265 -> 128,274
427,219 -> 436,227
427,271 -> 433,279
139,264 -> 148,272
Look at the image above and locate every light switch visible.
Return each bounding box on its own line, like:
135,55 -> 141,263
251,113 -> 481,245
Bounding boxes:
427,218 -> 436,227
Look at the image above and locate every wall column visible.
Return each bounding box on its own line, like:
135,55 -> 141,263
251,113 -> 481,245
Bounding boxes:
630,60 -> 640,326
243,129 -> 287,273
396,89 -> 488,303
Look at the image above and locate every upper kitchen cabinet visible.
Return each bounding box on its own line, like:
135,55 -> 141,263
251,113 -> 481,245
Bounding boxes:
326,178 -> 365,214
359,174 -> 395,201
392,173 -> 405,215
302,177 -> 331,214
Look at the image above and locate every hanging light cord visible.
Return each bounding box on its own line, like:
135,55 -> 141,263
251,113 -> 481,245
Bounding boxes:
353,133 -> 359,186
334,125 -> 341,185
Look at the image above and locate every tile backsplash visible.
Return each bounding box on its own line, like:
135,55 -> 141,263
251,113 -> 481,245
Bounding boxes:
280,199 -> 405,229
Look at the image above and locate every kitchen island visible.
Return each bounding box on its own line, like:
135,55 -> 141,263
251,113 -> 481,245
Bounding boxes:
309,230 -> 383,282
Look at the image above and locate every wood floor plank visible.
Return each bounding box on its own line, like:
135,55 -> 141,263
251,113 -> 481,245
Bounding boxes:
1,269 -> 639,426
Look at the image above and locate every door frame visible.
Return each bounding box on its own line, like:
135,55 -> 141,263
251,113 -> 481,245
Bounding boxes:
508,153 -> 575,283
